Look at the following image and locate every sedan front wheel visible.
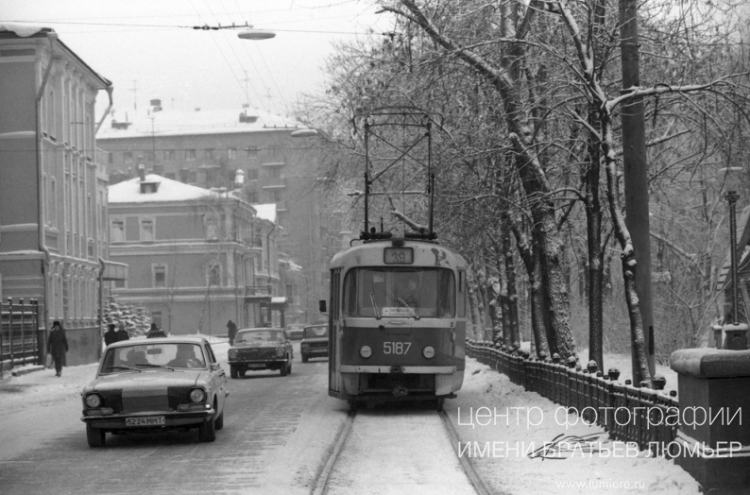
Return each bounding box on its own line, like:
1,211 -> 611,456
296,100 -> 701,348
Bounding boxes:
86,424 -> 105,448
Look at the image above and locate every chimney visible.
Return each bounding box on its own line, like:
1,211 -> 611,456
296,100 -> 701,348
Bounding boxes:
138,164 -> 146,182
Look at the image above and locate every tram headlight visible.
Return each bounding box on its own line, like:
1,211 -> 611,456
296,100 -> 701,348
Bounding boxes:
423,346 -> 436,359
360,345 -> 372,358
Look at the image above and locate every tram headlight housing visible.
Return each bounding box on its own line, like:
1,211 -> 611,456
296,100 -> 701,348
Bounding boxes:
423,346 -> 436,359
360,345 -> 372,358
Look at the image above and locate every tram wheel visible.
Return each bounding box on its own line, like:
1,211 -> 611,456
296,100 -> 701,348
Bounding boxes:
348,400 -> 358,413
436,398 -> 445,412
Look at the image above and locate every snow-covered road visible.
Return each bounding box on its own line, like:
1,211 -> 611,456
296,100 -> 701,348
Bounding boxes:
0,340 -> 701,495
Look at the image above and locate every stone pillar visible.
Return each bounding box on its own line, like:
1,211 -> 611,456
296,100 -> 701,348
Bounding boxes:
670,348 -> 750,494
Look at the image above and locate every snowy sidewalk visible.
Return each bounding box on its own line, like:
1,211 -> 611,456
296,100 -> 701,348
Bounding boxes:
448,357 -> 701,495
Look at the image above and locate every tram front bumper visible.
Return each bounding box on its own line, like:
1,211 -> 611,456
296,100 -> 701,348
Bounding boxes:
339,365 -> 457,374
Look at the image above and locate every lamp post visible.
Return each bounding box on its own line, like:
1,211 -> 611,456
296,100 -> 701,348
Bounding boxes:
720,167 -> 744,324
718,166 -> 749,349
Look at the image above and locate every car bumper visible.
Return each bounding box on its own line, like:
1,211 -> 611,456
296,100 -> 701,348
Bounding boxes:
229,359 -> 286,367
81,409 -> 215,429
302,348 -> 328,356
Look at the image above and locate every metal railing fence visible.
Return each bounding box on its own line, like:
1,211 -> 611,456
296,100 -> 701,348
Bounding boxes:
1,299 -> 42,368
466,340 -> 678,455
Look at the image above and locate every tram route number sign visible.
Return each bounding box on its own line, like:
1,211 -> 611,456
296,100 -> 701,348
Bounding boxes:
384,247 -> 414,264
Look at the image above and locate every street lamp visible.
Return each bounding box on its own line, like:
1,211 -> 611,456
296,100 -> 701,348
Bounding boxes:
719,167 -> 744,324
238,28 -> 276,40
718,166 -> 749,349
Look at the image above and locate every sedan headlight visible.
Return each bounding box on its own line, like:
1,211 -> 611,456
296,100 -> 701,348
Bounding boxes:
276,347 -> 285,357
228,349 -> 237,359
85,393 -> 102,408
189,388 -> 206,403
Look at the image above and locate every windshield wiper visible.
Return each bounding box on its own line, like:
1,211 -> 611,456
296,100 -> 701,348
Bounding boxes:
396,298 -> 420,320
136,363 -> 174,370
370,292 -> 381,319
107,365 -> 142,373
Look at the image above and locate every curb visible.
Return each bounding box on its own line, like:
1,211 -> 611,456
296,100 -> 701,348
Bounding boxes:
11,365 -> 46,377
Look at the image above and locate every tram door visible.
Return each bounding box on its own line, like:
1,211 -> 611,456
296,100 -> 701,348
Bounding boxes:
328,268 -> 342,395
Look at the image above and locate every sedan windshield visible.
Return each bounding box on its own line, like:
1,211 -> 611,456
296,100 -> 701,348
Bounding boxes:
303,326 -> 328,338
101,343 -> 206,373
236,330 -> 283,343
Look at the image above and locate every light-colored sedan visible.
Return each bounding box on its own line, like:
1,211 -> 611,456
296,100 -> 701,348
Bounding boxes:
80,336 -> 229,447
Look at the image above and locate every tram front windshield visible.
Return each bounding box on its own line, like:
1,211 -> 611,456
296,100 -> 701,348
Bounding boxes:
343,268 -> 455,318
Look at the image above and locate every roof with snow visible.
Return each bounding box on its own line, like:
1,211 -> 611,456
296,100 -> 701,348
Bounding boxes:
97,106 -> 305,140
108,174 -> 220,203
252,203 -> 277,223
0,23 -> 52,38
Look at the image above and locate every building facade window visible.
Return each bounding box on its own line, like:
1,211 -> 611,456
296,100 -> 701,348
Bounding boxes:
246,169 -> 258,180
166,150 -> 176,161
208,263 -> 221,286
140,218 -> 155,241
228,148 -> 237,159
124,152 -> 133,164
153,264 -> 167,288
110,219 -> 124,242
186,149 -> 196,161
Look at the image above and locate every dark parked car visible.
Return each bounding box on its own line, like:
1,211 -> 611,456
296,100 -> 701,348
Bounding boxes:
300,324 -> 329,363
227,328 -> 293,378
286,324 -> 305,341
80,337 -> 229,447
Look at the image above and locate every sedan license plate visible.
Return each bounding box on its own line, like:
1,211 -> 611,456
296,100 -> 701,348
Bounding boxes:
248,364 -> 265,369
125,416 -> 165,427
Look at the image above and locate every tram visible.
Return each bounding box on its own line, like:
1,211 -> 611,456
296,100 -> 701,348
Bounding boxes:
322,107 -> 468,411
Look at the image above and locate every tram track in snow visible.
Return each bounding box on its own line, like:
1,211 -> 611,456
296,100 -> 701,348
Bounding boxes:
310,407 -> 495,495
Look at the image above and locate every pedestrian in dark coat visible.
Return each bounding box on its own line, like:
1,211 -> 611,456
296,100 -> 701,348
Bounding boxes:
227,320 -> 237,345
116,323 -> 130,342
47,320 -> 69,377
104,323 -> 119,346
146,323 -> 167,338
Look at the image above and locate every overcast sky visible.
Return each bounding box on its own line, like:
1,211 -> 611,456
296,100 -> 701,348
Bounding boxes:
1,0 -> 390,117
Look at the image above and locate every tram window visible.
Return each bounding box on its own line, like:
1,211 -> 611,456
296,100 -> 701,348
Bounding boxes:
343,268 -> 455,318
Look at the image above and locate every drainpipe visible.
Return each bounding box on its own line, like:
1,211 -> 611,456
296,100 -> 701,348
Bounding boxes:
98,258 -> 106,358
266,222 -> 276,325
95,86 -> 114,135
36,32 -> 58,341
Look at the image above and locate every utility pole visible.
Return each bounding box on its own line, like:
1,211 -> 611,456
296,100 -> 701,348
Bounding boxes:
620,0 -> 655,385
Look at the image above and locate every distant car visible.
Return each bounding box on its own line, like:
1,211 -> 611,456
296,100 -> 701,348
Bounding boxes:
80,337 -> 229,448
300,324 -> 329,363
286,324 -> 305,341
227,328 -> 293,378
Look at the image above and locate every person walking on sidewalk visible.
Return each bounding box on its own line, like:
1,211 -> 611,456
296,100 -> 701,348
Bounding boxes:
47,320 -> 69,377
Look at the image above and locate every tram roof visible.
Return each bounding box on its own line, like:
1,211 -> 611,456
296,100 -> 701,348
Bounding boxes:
329,239 -> 466,270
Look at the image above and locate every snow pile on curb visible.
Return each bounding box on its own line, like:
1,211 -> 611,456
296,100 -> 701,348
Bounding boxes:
450,357 -> 700,495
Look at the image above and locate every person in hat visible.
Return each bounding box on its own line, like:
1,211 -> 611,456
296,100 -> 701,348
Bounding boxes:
227,320 -> 237,345
104,323 -> 119,346
47,320 -> 69,377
